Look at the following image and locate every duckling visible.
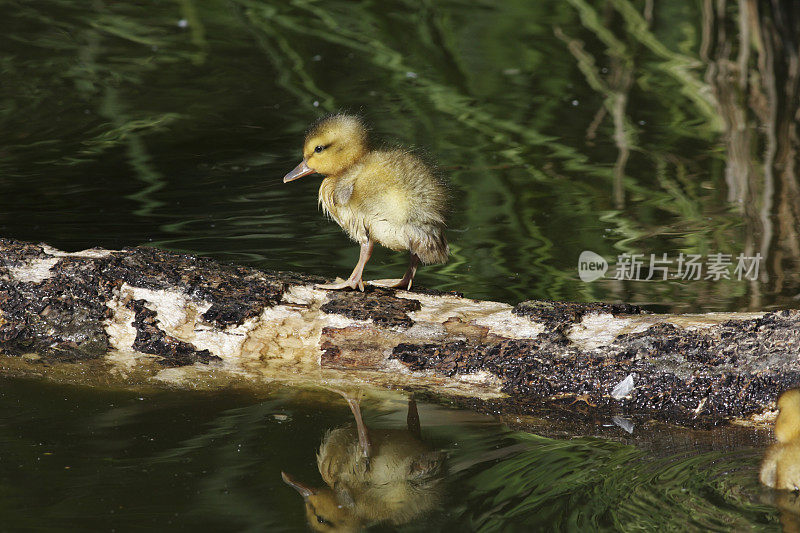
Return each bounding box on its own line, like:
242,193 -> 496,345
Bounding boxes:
283,114 -> 449,291
761,389 -> 800,490
281,397 -> 446,532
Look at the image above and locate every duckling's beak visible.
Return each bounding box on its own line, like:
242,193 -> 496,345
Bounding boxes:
283,159 -> 315,183
281,471 -> 317,499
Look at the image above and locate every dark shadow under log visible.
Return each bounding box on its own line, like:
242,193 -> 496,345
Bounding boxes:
0,238 -> 798,428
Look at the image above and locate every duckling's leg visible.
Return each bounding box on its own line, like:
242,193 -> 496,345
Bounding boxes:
407,397 -> 421,440
326,387 -> 372,462
367,253 -> 420,290
316,240 -> 373,292
345,397 -> 372,462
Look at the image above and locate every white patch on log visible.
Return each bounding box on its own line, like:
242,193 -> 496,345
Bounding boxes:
242,305 -> 314,362
399,293 -> 543,339
41,245 -> 113,259
282,284 -> 327,305
455,370 -> 504,388
669,312 -> 766,329
105,298 -> 137,351
736,407 -> 778,426
405,322 -> 448,340
382,358 -> 412,374
693,397 -> 708,416
6,257 -> 60,283
401,293 -> 506,322
6,245 -> 113,283
193,318 -> 254,363
568,313 -> 653,350
126,286 -> 208,333
472,309 -> 545,339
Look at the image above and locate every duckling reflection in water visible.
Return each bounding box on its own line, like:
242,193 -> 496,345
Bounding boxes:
283,114 -> 449,291
761,389 -> 800,491
281,395 -> 446,532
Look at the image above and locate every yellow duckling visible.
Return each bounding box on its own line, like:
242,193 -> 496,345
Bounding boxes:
761,389 -> 800,490
283,114 -> 449,291
281,397 -> 445,532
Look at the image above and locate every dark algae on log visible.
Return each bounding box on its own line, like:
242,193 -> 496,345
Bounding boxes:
513,300 -> 645,333
0,241 -> 112,361
391,306 -> 800,426
320,287 -> 422,328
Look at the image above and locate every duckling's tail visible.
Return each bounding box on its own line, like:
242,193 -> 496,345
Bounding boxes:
412,229 -> 449,265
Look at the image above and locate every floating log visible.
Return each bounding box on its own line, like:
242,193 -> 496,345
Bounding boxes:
0,237 -> 797,427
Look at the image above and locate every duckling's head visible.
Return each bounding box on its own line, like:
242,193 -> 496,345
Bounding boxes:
281,471 -> 361,532
776,389 -> 800,443
283,114 -> 369,182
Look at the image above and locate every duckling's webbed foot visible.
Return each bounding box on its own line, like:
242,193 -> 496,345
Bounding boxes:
315,240 -> 373,292
368,278 -> 410,290
316,277 -> 365,291
367,253 -> 420,291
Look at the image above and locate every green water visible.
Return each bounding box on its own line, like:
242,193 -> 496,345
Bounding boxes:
2,0 -> 799,530
0,377 -> 780,531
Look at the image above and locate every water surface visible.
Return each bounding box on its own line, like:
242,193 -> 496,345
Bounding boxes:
0,377 -> 781,531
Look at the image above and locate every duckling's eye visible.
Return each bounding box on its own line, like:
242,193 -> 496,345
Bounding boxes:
316,515 -> 332,526
314,145 -> 325,153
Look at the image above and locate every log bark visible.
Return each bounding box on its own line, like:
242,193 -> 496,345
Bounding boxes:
0,237 -> 798,427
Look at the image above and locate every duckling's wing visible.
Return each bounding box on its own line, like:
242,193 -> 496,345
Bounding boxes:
318,427 -> 363,486
363,151 -> 449,262
334,182 -> 354,206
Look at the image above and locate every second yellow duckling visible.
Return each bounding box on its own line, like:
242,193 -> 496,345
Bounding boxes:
761,389 -> 800,490
283,114 -> 449,291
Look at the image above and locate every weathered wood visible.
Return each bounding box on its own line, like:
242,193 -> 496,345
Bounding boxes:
0,237 -> 798,427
